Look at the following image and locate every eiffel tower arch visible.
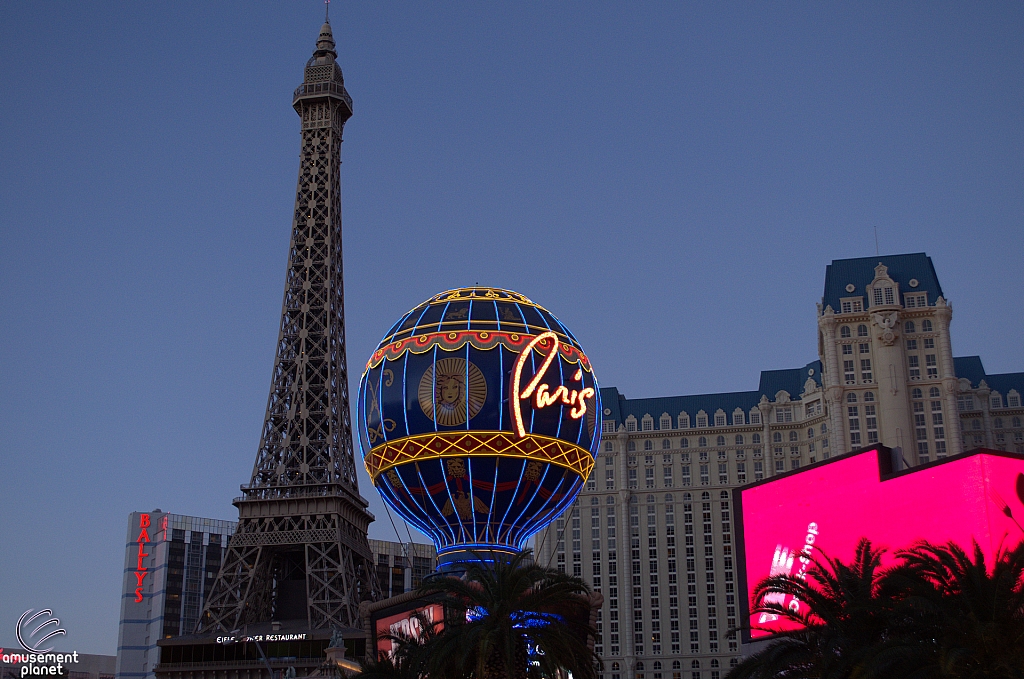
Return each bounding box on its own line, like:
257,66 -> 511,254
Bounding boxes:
198,17 -> 379,635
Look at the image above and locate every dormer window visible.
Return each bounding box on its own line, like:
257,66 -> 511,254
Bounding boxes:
840,297 -> 864,314
904,293 -> 928,308
678,413 -> 690,429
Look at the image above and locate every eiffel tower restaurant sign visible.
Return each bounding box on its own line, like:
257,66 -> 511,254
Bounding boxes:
357,288 -> 602,570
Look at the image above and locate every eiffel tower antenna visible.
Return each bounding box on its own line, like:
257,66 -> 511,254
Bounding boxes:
198,17 -> 378,634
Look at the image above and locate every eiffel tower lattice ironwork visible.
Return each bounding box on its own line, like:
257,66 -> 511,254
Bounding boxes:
198,18 -> 378,633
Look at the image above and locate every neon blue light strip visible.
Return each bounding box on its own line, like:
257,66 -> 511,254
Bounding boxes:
518,473 -> 579,548
436,454 -> 468,544
496,456 -> 528,544
467,455 -> 479,542
500,457 -> 552,544
413,462 -> 458,546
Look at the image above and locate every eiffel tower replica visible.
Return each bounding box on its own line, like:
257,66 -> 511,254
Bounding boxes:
198,15 -> 378,634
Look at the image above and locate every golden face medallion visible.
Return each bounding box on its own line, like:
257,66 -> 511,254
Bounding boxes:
418,358 -> 487,426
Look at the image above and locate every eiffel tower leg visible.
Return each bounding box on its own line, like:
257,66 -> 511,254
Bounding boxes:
198,536 -> 271,633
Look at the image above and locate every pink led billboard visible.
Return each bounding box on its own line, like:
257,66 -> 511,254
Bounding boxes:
736,448 -> 1024,639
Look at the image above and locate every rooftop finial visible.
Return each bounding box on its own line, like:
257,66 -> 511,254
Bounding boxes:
315,6 -> 337,59
325,0 -> 330,23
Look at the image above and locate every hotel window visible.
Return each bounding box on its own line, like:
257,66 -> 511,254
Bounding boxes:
908,355 -> 921,380
646,467 -> 655,488
859,342 -> 870,354
1010,395 -> 1021,407
754,460 -> 763,480
926,354 -> 938,379
699,465 -> 709,485
664,466 -> 673,487
844,360 -> 855,384
629,468 -> 638,488
628,441 -> 636,452
776,407 -> 793,423
645,440 -> 654,451
957,395 -> 975,411
857,324 -> 868,337
718,463 -> 728,484
736,463 -> 746,484
918,440 -> 930,463
865,404 -> 878,443
842,344 -> 853,356
681,466 -> 691,485
929,387 -> 940,398
733,412 -> 744,426
992,395 -> 1003,409
750,411 -> 761,425
715,414 -> 725,426
884,287 -> 895,305
911,388 -> 922,399
735,434 -> 744,445
604,420 -> 617,433
905,293 -> 927,308
698,436 -> 708,447
922,320 -> 933,332
716,436 -> 725,446
627,419 -> 637,432
840,325 -> 851,338
775,459 -> 785,473
861,359 -> 872,382
924,338 -> 935,349
661,416 -> 672,430
681,438 -> 689,448
605,442 -> 614,452
914,402 -> 927,444
606,468 -> 615,490
752,433 -> 761,444
662,439 -> 671,450
678,414 -> 690,428
789,431 -> 798,442
841,300 -> 852,313
643,418 -> 654,431
697,415 -> 707,428
773,432 -> 782,443
907,338 -> 918,350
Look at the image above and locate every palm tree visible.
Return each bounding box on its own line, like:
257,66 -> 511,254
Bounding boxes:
889,539 -> 1024,678
727,538 -> 898,679
726,538 -> 1024,679
415,549 -> 600,679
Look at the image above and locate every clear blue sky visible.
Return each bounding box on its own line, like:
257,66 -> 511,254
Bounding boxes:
1,1 -> 1021,655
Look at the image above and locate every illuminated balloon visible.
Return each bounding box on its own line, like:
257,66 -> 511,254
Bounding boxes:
357,288 -> 601,569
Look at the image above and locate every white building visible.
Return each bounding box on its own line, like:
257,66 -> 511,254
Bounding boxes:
115,511 -> 236,679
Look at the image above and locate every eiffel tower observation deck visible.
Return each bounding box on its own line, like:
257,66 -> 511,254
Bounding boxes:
195,15 -> 379,636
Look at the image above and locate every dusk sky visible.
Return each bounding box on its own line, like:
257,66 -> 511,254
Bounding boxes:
1,1 -> 1022,655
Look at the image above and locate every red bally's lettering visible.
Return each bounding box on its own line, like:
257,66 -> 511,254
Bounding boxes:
133,513 -> 152,603
510,331 -> 596,438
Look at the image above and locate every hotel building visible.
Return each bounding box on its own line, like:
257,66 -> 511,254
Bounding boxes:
536,252 -> 1023,679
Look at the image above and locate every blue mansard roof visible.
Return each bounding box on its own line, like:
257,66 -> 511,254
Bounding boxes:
822,253 -> 944,314
954,356 -> 1024,396
600,360 -> 822,430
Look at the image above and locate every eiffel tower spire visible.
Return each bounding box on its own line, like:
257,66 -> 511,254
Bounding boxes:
199,19 -> 377,633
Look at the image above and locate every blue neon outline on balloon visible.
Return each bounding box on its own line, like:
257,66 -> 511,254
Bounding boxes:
436,453 -> 469,545
521,473 -> 581,549
466,456 -> 480,542
380,460 -> 438,540
378,474 -> 435,544
499,459 -> 552,545
412,460 -> 458,547
484,449 -> 500,543
511,468 -> 575,548
495,457 -> 528,546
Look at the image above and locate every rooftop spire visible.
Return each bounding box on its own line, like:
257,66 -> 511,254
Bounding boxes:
315,15 -> 337,59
